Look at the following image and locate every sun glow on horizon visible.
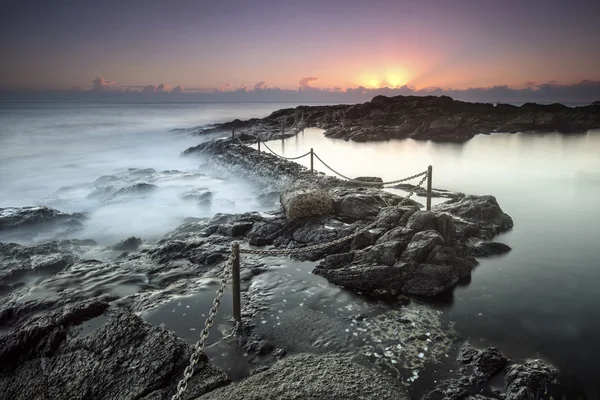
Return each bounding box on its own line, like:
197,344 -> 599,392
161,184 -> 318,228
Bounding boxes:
356,67 -> 411,89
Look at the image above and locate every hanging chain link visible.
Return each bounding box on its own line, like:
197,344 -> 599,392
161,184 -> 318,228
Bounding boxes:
171,254 -> 233,400
240,171 -> 428,256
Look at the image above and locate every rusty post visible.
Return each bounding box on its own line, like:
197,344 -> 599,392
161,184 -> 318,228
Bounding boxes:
426,165 -> 433,211
231,242 -> 241,321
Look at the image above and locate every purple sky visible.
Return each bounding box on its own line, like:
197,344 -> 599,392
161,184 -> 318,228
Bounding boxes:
1,0 -> 599,95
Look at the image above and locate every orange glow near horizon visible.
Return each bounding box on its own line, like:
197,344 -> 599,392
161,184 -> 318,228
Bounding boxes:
354,67 -> 413,89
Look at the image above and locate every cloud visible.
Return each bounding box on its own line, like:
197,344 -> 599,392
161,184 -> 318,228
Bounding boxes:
254,81 -> 267,90
299,76 -> 318,89
4,79 -> 600,104
220,83 -> 232,91
157,83 -> 171,93
142,85 -> 157,93
69,86 -> 81,92
236,84 -> 248,92
92,77 -> 115,91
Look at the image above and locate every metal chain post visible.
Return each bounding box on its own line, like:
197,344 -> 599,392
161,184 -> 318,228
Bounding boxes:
171,254 -> 233,400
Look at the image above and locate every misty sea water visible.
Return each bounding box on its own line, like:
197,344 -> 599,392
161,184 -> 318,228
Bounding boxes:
1,103 -> 599,399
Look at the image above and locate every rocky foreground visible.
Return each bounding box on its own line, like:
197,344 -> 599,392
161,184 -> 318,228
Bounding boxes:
0,136 -> 558,399
196,95 -> 600,142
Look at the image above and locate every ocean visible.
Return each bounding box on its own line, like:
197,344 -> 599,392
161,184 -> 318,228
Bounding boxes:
1,102 -> 599,398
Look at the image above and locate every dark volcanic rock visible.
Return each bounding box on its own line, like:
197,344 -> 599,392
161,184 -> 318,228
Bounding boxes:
110,236 -> 143,252
0,301 -> 230,400
106,182 -> 158,202
469,241 -> 512,257
198,353 -> 408,400
505,359 -> 557,400
185,135 -> 512,299
427,342 -> 549,400
434,195 -> 513,239
193,95 -> 600,143
181,188 -> 213,205
331,187 -> 419,220
0,242 -> 77,286
0,206 -> 85,238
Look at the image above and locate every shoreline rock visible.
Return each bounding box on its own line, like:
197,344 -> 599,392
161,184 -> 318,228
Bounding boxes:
0,131 -> 554,399
192,95 -> 600,143
0,300 -> 230,400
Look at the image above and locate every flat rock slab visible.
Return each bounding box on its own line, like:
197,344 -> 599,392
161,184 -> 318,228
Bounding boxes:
196,353 -> 409,400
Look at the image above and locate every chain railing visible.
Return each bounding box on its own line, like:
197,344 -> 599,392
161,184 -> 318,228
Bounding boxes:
261,140 -> 312,160
174,125 -> 433,399
239,171 -> 427,256
171,253 -> 233,400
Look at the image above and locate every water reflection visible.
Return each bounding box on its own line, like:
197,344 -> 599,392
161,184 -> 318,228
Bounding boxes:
252,128 -> 600,398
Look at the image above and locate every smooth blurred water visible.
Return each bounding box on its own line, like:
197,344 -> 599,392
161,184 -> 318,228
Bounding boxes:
256,128 -> 600,399
0,103 -> 301,244
1,103 -> 599,398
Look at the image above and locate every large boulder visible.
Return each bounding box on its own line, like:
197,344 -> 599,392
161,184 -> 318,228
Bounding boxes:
0,301 -> 230,400
434,195 -> 513,239
330,187 -> 418,221
280,188 -> 333,221
197,353 -> 409,400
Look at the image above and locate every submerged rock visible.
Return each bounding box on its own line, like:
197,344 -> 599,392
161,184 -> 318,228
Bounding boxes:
105,182 -> 158,202
197,353 -> 409,400
469,241 -> 512,257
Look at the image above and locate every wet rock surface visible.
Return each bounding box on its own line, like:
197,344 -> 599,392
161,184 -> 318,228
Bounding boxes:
0,206 -> 86,241
425,343 -> 555,400
0,300 -> 230,400
0,125 -> 551,399
184,138 -> 510,298
110,236 -> 143,252
196,353 -> 409,400
193,95 -> 600,143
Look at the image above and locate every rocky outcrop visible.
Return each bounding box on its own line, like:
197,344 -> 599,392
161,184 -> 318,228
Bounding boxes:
505,359 -> 557,400
183,138 -> 511,298
0,300 -> 230,400
426,343 -> 555,400
0,241 -> 77,287
433,195 -> 514,240
193,95 -> 600,143
110,236 -> 143,252
197,353 -> 409,400
105,182 -> 157,202
0,206 -> 85,241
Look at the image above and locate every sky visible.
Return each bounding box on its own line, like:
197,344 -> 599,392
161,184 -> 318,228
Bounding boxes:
1,0 -> 599,102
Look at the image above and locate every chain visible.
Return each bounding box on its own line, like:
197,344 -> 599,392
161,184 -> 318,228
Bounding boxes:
261,140 -> 312,160
312,151 -> 427,186
240,171 -> 428,256
171,254 -> 233,400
